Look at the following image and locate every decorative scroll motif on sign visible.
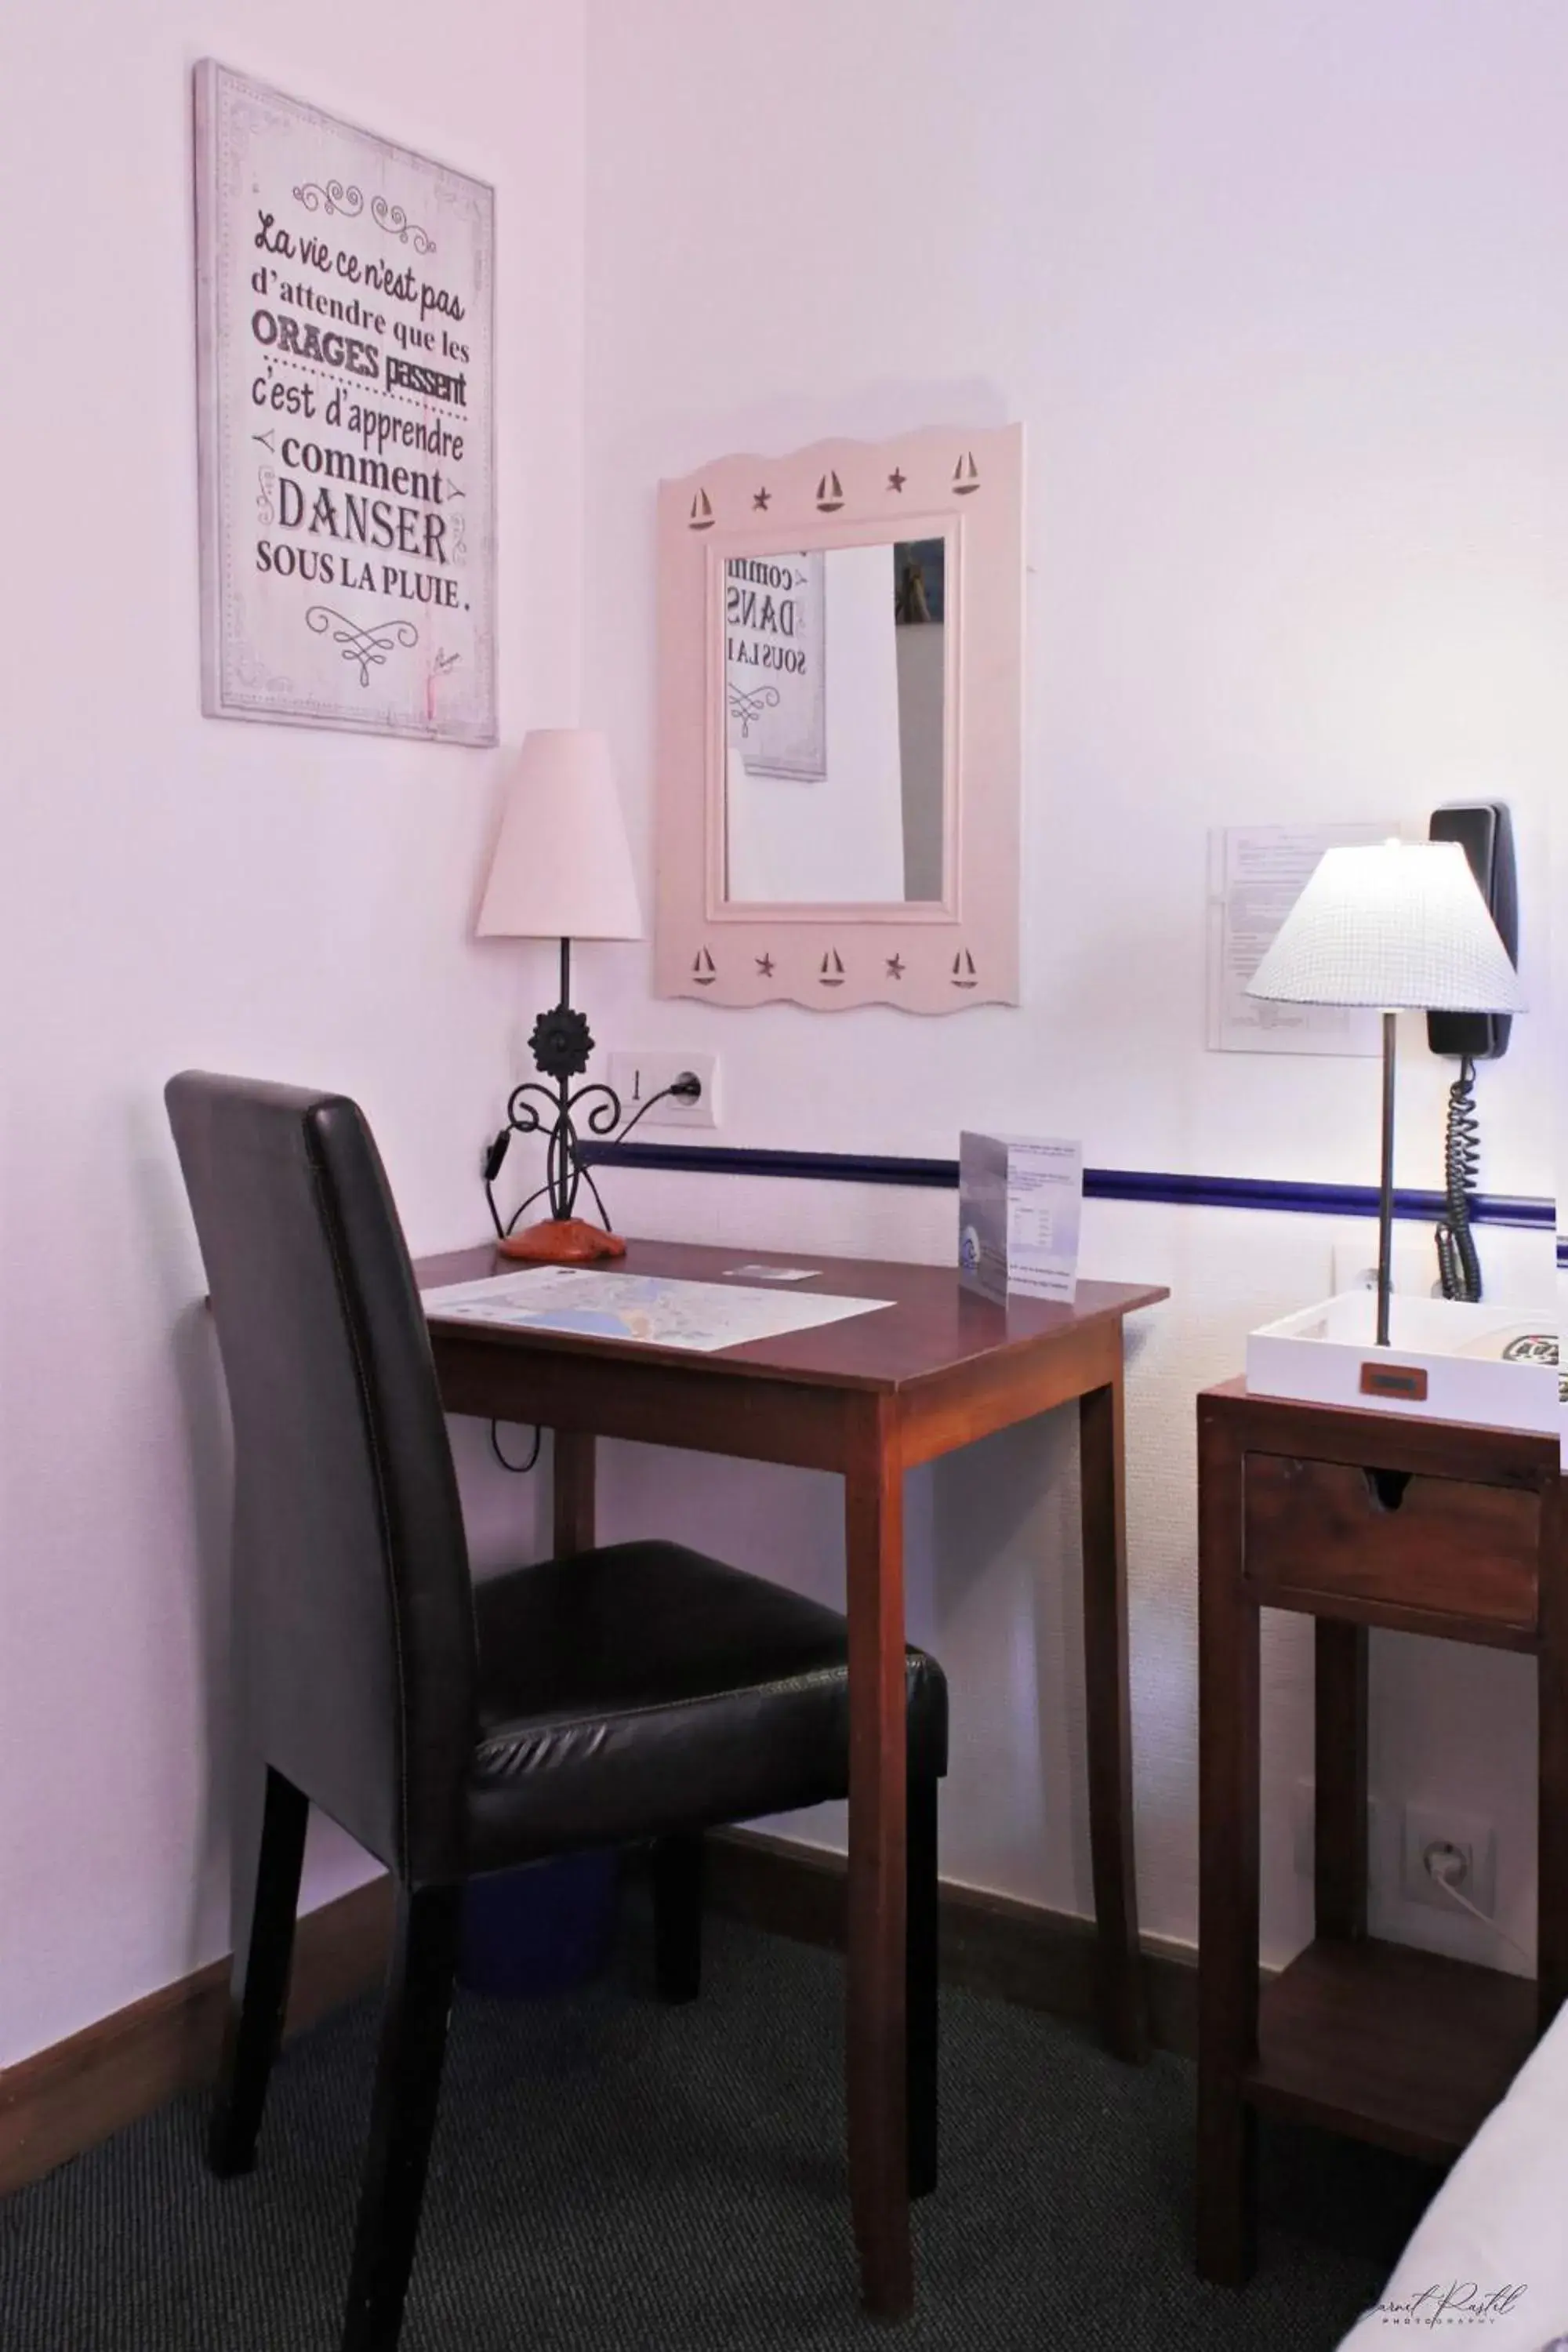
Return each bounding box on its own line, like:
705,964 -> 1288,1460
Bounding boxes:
369,195 -> 435,252
305,605 -> 419,686
292,180 -> 435,252
292,178 -> 363,218
726,682 -> 779,739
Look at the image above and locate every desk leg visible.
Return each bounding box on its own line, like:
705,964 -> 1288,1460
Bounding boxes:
1196,1405 -> 1258,2285
1080,1374 -> 1149,2063
844,1400 -> 912,2320
554,1429 -> 596,1558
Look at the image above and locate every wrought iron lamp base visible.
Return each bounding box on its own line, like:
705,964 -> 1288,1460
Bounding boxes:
489,937 -> 698,1260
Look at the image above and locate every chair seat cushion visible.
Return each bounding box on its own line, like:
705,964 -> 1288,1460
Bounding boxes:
463,1541 -> 946,1872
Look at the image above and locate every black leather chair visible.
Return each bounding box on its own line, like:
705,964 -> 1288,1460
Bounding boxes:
165,1073 -> 947,2352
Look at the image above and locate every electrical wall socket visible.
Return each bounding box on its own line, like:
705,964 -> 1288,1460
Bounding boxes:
607,1051 -> 718,1129
1400,1802 -> 1496,1917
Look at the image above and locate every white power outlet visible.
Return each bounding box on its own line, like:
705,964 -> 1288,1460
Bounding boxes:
607,1051 -> 718,1130
1400,1802 -> 1496,1917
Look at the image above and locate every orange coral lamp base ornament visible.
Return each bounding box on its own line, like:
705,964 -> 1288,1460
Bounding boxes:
496,1218 -> 626,1265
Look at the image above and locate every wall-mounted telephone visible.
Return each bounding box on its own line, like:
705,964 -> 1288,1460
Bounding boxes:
1426,802 -> 1517,1302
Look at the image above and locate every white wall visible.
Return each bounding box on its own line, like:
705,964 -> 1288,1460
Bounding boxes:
0,0 -> 583,2067
581,1 -> 1566,1970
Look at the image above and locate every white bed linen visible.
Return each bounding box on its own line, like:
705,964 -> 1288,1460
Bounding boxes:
1338,1998 -> 1568,2349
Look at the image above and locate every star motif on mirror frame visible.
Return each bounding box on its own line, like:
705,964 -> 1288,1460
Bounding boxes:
753,487 -> 771,510
885,955 -> 906,978
756,953 -> 775,977
887,469 -> 906,493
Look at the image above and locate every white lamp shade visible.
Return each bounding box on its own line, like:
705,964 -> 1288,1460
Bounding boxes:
476,729 -> 643,942
1247,839 -> 1524,1013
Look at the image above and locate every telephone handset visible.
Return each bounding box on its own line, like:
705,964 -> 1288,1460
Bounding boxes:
1426,802 -> 1517,1301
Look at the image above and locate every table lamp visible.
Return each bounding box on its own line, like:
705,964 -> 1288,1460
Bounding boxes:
1247,838 -> 1524,1347
477,729 -> 644,1263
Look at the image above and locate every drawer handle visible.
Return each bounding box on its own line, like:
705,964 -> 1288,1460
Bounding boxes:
1364,1468 -> 1412,1514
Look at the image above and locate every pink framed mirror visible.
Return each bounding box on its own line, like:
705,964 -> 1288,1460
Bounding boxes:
655,424 -> 1024,1012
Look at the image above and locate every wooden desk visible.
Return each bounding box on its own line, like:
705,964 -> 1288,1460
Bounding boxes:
419,1237 -> 1167,2318
1196,1379 -> 1566,2285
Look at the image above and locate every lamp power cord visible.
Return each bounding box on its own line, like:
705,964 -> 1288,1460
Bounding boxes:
1424,1839 -> 1530,1965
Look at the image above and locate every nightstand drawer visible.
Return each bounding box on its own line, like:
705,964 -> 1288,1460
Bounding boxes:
1243,1453 -> 1540,1631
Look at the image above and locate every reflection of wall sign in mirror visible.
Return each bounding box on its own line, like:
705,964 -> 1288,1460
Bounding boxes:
194,60 -> 496,743
724,553 -> 826,782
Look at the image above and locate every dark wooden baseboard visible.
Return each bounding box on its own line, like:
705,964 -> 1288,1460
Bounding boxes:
2,1834 -> 1200,2201
0,1874 -> 394,2198
706,1828 -> 1200,2058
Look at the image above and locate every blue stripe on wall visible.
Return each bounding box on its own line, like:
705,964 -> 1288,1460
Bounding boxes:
580,1138 -> 1554,1232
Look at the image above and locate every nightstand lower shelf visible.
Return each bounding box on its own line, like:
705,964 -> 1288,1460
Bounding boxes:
1245,1936 -> 1538,2164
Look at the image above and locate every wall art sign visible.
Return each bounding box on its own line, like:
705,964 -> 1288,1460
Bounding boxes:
194,60 -> 496,744
724,550 -> 826,781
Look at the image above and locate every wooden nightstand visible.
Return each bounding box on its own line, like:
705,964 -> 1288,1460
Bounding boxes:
1195,1378 -> 1566,2285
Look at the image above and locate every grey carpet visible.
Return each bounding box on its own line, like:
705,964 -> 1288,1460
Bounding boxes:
1,1915 -> 1432,2350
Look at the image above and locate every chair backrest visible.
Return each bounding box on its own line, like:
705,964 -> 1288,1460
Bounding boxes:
165,1073 -> 477,1881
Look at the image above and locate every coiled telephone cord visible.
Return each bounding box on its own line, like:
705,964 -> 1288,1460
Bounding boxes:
1434,1056 -> 1482,1302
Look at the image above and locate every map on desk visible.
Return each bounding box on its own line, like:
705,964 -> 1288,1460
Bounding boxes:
420,1265 -> 893,1354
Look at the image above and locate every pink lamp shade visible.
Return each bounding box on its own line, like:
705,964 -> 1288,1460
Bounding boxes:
477,729 -> 643,942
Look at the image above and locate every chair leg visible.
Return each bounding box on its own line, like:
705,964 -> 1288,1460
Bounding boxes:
209,1762 -> 309,2177
907,1773 -> 939,2200
651,1831 -> 705,2003
340,1882 -> 463,2352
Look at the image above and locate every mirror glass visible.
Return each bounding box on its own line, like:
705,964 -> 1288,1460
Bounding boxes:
722,535 -> 948,905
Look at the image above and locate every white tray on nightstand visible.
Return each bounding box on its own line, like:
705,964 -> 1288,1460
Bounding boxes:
1247,1290 -> 1559,1434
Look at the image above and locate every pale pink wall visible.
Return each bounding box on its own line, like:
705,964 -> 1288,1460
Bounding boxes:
0,1 -> 589,2066
580,1 -> 1567,1969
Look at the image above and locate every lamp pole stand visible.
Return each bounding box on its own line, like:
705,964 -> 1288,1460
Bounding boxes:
1375,1009 -> 1396,1348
